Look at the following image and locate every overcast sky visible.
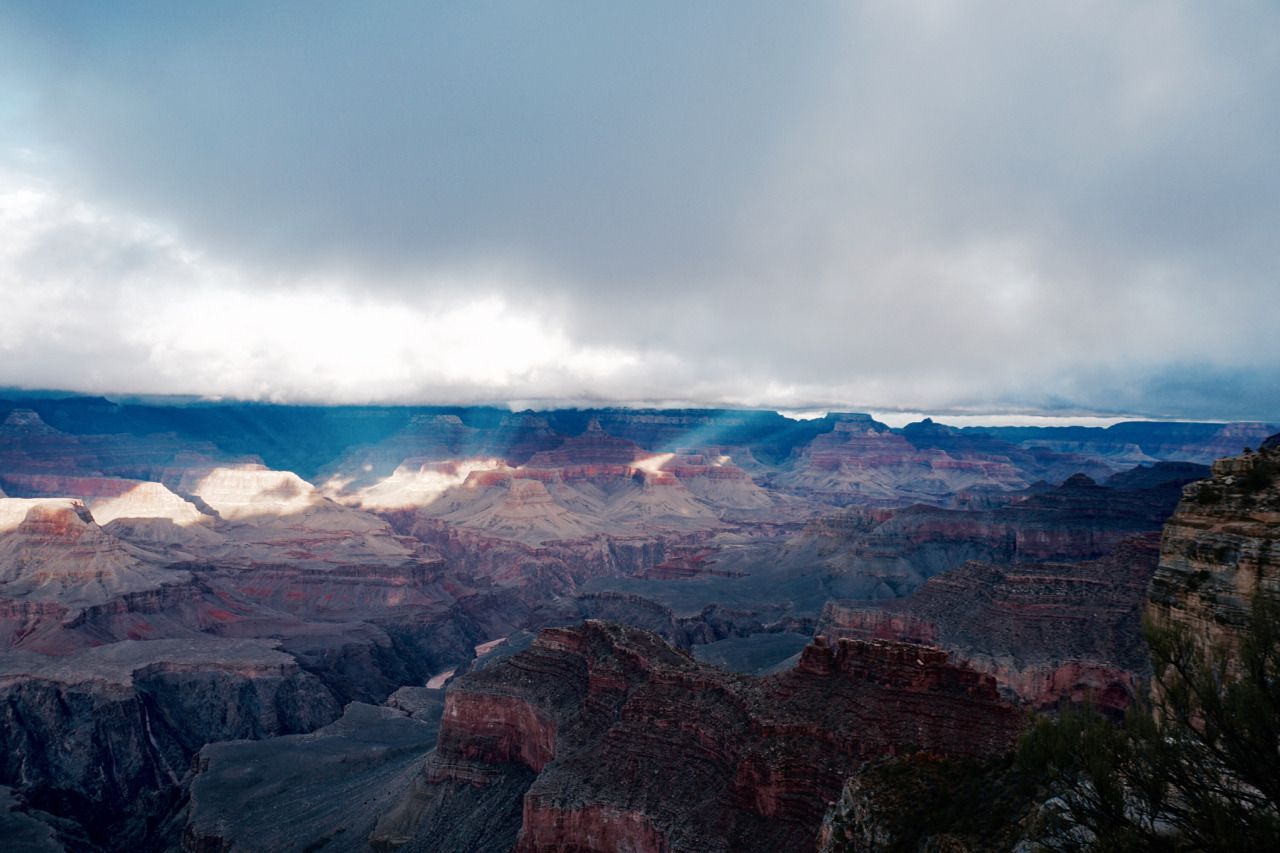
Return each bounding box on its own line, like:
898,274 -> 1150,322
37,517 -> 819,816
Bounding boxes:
1,2 -> 1277,420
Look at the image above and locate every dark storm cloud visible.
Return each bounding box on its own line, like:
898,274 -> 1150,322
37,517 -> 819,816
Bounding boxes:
0,1 -> 1277,419
2,1 -> 835,285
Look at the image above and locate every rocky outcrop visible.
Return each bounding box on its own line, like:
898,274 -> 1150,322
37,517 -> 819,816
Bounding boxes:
1147,436 -> 1280,658
781,420 -> 1030,507
793,469 -> 1194,598
394,621 -> 1022,852
0,639 -> 341,850
0,474 -> 207,527
2,409 -> 60,436
809,462 -> 1204,709
0,784 -> 69,852
0,498 -> 188,609
360,447 -> 734,545
0,407 -> 234,481
546,591 -> 814,655
819,534 -> 1162,710
183,702 -> 441,853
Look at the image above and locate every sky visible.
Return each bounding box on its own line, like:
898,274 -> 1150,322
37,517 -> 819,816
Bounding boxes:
0,1 -> 1277,420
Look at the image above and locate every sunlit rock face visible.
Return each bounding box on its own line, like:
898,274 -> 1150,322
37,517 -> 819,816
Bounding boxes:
402,463 -> 722,545
333,458 -> 503,510
0,498 -> 187,610
662,452 -> 774,510
157,463 -> 420,569
312,413 -> 487,499
340,423 -> 751,545
420,472 -> 604,544
0,474 -> 206,526
0,498 -> 84,535
170,465 -> 324,521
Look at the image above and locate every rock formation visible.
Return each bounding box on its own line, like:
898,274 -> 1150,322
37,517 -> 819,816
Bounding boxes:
0,638 -> 341,850
0,497 -> 187,610
780,419 -> 1028,506
789,467 -> 1196,599
1148,435 -> 1280,658
968,421 -> 1279,467
386,621 -> 1022,852
184,701 -> 442,853
0,397 -> 1260,851
818,535 -> 1161,710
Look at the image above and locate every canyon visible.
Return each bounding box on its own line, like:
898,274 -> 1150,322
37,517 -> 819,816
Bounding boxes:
0,396 -> 1273,850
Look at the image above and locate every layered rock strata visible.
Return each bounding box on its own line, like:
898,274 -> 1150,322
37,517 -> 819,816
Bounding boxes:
389,621 -> 1022,852
1147,436 -> 1280,658
0,639 -> 340,849
184,702 -> 442,853
818,534 -> 1162,710
793,467 -> 1195,598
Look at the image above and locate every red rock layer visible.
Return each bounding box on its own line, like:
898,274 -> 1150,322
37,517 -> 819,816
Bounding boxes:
412,621 -> 1022,852
522,420 -> 648,468
818,534 -> 1161,711
798,472 -> 1191,599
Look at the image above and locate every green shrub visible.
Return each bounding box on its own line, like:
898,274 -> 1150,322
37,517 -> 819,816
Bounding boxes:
1017,595 -> 1280,851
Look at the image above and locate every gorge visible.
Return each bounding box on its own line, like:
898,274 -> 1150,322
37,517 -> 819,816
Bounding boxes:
0,397 -> 1275,850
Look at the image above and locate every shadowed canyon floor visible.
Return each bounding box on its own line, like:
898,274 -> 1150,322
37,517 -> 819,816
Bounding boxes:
0,397 -> 1273,850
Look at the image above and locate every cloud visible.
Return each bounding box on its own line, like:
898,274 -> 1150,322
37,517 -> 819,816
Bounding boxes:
0,170 -> 661,404
0,2 -> 1277,419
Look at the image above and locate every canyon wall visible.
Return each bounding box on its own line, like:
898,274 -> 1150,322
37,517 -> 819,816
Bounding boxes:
1148,437 -> 1280,658
388,621 -> 1022,852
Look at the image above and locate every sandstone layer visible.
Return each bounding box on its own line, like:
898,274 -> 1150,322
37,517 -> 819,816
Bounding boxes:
818,534 -> 1162,710
1147,435 -> 1280,658
388,621 -> 1022,852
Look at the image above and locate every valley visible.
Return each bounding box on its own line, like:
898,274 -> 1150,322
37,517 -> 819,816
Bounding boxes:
0,397 -> 1273,850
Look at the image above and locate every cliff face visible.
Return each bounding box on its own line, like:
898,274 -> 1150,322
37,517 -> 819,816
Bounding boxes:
392,621 -> 1022,852
183,701 -> 442,853
806,464 -> 1207,710
779,421 -> 1034,507
795,468 -> 1196,600
1147,437 -> 1280,655
0,639 -> 341,849
0,498 -> 188,611
818,535 -> 1161,710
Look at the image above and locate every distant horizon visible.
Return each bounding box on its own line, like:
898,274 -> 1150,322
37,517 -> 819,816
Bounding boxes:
2,386 -> 1275,431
